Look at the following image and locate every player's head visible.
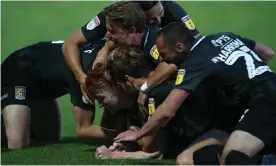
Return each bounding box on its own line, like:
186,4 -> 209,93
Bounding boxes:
108,46 -> 152,91
104,1 -> 147,45
133,1 -> 164,25
156,22 -> 195,66
85,68 -> 133,113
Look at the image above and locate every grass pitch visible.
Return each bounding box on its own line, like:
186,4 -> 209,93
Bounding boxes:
1,1 -> 276,164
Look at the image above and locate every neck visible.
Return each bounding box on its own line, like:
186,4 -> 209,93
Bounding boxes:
132,32 -> 145,46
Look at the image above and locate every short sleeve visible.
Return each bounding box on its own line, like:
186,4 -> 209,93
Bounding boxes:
81,11 -> 107,42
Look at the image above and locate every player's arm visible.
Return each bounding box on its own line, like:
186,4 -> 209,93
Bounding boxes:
135,89 -> 189,140
116,57 -> 214,142
253,43 -> 275,64
92,40 -> 114,70
62,12 -> 106,83
141,62 -> 177,92
74,106 -> 119,140
239,35 -> 275,64
62,30 -> 88,83
135,65 -> 207,140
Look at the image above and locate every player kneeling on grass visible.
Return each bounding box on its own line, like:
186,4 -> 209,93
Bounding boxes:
1,40 -> 135,149
85,46 -> 230,162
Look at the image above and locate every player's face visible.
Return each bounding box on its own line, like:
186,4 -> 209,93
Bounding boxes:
156,36 -> 187,65
95,85 -> 119,111
145,2 -> 164,25
106,20 -> 132,46
95,85 -> 130,112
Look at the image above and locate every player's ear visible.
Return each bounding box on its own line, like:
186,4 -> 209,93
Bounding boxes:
175,42 -> 185,53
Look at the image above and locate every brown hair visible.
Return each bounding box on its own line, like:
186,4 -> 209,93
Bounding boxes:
85,63 -> 114,101
104,1 -> 147,33
108,46 -> 152,83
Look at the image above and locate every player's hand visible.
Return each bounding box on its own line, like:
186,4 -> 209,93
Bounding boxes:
108,142 -> 127,152
137,91 -> 148,117
95,145 -> 112,159
114,130 -> 138,143
79,74 -> 94,105
78,73 -> 87,95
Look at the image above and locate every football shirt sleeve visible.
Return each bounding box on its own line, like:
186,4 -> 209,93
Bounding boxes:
81,11 -> 107,42
162,1 -> 200,37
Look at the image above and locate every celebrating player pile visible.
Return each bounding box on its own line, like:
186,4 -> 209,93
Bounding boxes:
2,0 -> 275,165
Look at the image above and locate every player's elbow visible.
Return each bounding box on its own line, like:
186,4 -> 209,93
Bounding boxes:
265,47 -> 275,59
262,47 -> 275,62
160,63 -> 178,82
254,43 -> 275,63
165,63 -> 178,74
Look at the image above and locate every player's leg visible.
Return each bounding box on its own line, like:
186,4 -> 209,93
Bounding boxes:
2,86 -> 31,149
176,129 -> 229,165
220,102 -> 276,165
1,46 -> 36,149
2,104 -> 31,149
1,114 -> 8,148
30,99 -> 62,142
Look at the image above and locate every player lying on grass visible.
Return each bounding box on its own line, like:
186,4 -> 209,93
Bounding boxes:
115,22 -> 276,165
85,46 -> 231,162
85,69 -> 162,160
63,1 -> 200,113
1,40 -> 139,149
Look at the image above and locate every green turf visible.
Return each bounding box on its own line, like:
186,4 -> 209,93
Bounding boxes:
1,1 -> 276,165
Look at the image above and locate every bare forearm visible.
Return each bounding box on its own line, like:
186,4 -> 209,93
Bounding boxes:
146,62 -> 177,88
136,108 -> 172,140
62,42 -> 85,81
92,45 -> 110,69
78,125 -> 118,139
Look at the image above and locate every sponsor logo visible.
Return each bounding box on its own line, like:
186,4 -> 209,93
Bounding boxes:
86,16 -> 100,30
175,69 -> 185,85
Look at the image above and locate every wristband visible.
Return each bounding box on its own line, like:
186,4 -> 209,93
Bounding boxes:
140,82 -> 149,92
82,95 -> 89,104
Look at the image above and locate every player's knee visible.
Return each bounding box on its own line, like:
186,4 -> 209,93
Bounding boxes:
193,144 -> 223,165
224,130 -> 265,157
223,150 -> 259,165
176,153 -> 193,165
